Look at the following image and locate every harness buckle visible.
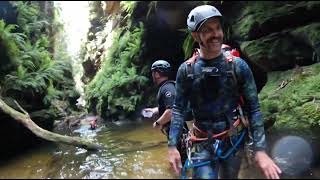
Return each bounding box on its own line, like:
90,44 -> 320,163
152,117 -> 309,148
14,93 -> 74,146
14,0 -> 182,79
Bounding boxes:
237,105 -> 250,128
213,139 -> 221,156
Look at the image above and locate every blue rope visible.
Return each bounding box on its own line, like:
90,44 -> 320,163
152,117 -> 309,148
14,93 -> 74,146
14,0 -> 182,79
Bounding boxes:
180,128 -> 248,179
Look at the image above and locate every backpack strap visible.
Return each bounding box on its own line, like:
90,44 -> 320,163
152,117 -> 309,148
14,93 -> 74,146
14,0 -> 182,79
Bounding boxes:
186,63 -> 194,80
224,52 -> 250,128
185,48 -> 199,80
223,52 -> 249,132
186,48 -> 200,64
224,51 -> 238,88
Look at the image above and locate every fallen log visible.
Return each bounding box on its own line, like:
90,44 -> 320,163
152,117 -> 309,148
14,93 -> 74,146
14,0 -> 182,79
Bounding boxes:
0,98 -> 105,151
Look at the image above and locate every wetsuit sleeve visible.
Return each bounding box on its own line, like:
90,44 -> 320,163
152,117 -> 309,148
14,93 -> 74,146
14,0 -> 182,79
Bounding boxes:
235,58 -> 267,152
168,63 -> 188,147
160,83 -> 176,110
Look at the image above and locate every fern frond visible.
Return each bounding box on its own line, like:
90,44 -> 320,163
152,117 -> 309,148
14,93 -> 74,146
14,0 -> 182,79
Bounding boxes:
182,33 -> 195,59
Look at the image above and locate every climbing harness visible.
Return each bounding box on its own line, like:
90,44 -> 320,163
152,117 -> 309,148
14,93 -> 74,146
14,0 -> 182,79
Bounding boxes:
181,128 -> 248,179
180,45 -> 253,179
180,106 -> 248,179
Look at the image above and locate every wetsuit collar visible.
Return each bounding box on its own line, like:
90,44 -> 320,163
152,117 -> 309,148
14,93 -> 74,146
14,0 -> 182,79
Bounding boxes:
157,79 -> 168,88
199,52 -> 224,62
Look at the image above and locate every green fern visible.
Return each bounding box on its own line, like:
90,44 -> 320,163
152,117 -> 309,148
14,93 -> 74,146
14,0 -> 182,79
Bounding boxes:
120,1 -> 137,15
182,32 -> 196,59
0,20 -> 25,65
0,1 -> 77,112
85,22 -> 148,116
43,80 -> 64,106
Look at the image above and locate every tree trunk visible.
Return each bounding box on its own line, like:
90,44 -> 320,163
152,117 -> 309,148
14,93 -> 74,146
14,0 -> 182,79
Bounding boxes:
0,98 -> 105,151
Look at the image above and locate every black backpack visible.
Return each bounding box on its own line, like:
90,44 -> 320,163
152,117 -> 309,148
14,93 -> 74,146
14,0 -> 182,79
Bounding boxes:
183,48 -> 249,129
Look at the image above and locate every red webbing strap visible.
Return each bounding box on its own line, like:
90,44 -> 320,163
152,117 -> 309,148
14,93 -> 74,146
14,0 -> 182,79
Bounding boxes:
190,119 -> 241,142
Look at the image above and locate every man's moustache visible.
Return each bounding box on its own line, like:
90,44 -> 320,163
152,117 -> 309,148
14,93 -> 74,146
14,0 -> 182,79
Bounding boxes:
207,37 -> 222,43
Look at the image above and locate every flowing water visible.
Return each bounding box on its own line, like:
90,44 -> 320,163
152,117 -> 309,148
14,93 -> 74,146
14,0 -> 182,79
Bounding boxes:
0,119 -> 319,179
0,120 -> 178,179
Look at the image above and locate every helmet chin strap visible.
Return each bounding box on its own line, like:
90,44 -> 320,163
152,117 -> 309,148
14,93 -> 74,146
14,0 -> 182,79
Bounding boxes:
197,34 -> 205,48
197,34 -> 210,52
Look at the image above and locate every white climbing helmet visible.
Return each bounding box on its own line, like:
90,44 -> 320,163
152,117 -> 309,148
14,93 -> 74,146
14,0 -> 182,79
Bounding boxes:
187,5 -> 222,32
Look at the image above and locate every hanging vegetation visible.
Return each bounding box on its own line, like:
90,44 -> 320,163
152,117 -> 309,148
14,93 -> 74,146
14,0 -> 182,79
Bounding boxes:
85,22 -> 148,119
83,1 -> 150,120
0,1 -> 79,113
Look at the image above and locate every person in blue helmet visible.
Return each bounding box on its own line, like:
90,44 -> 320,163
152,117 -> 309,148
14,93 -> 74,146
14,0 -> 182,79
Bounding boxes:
142,60 -> 190,165
167,5 -> 282,179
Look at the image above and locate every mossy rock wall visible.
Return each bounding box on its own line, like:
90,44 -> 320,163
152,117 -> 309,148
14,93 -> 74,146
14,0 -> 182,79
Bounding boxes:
225,1 -> 320,72
240,24 -> 319,72
228,1 -> 320,41
259,63 -> 320,135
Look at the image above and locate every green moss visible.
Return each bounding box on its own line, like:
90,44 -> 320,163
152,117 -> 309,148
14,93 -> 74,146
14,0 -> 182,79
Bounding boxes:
301,103 -> 320,125
235,14 -> 257,39
233,2 -> 319,40
241,35 -> 289,67
259,63 -> 320,134
233,1 -> 278,39
291,23 -> 320,46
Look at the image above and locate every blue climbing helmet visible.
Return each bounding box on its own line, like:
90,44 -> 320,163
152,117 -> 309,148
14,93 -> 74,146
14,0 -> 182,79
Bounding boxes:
151,60 -> 171,73
187,5 -> 222,32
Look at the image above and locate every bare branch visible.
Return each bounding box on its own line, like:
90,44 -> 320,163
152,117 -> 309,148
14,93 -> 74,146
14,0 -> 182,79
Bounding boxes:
14,100 -> 29,116
0,98 -> 104,151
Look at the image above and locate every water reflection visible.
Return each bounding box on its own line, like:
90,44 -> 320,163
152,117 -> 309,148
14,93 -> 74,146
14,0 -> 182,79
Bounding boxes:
0,120 -> 177,179
0,119 -> 318,179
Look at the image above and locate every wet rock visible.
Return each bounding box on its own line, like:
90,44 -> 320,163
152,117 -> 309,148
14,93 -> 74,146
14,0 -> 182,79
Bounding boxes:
230,1 -> 320,41
271,136 -> 313,177
241,31 -> 314,72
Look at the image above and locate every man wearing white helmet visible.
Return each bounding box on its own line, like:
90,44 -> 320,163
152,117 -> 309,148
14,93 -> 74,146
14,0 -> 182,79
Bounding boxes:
168,5 -> 282,179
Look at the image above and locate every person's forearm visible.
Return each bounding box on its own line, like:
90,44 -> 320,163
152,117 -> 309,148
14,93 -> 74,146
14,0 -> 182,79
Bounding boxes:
168,63 -> 188,147
156,109 -> 172,125
168,106 -> 185,147
237,58 -> 267,151
249,108 -> 267,152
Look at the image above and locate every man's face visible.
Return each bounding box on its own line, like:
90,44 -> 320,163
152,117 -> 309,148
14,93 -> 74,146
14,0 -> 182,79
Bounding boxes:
195,17 -> 223,54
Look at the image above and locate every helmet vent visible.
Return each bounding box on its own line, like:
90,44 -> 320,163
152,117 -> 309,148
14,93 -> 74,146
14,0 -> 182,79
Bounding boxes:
190,15 -> 195,22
